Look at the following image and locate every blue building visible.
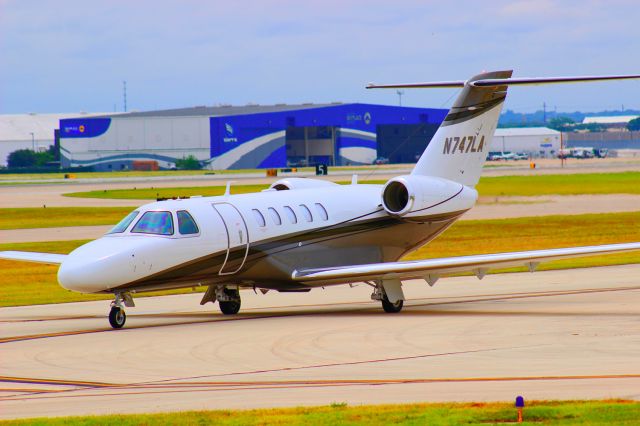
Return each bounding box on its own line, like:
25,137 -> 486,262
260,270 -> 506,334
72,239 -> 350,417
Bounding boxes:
59,103 -> 447,171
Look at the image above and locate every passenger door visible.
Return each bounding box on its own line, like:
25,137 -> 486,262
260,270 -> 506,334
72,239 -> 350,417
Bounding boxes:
212,203 -> 249,275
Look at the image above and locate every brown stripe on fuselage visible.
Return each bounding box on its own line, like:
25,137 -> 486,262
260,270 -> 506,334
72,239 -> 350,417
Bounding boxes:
108,209 -> 468,293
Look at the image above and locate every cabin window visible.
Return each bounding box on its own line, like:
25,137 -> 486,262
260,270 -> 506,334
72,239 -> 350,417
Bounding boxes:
177,210 -> 199,235
283,205 -> 297,224
299,204 -> 313,222
268,207 -> 282,225
314,203 -> 328,221
252,209 -> 266,227
108,210 -> 139,234
131,211 -> 174,235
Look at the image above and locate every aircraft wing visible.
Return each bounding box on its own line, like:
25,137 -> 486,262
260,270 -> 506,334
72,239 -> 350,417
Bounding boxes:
292,242 -> 640,285
0,251 -> 67,265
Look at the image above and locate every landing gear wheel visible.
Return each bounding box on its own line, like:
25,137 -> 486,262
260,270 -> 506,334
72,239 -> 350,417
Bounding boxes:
381,296 -> 403,313
109,306 -> 126,328
219,288 -> 241,315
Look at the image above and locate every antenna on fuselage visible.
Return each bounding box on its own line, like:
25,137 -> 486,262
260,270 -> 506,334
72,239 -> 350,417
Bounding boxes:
351,174 -> 358,185
224,181 -> 235,196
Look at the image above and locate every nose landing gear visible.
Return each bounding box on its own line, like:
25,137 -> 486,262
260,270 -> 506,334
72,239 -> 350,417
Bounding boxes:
108,292 -> 135,329
109,306 -> 126,329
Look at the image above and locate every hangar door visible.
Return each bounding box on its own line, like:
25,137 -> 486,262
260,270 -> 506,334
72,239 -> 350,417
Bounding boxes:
286,126 -> 336,167
376,123 -> 439,163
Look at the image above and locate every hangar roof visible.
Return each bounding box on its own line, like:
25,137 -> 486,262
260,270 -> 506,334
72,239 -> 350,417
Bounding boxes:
582,115 -> 639,124
0,112 -> 107,142
108,103 -> 344,119
494,127 -> 560,137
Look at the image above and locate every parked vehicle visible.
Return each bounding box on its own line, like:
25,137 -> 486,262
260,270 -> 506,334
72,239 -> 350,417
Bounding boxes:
514,152 -> 529,160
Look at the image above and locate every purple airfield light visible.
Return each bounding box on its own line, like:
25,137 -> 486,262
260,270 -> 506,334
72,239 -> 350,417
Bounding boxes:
515,396 -> 525,423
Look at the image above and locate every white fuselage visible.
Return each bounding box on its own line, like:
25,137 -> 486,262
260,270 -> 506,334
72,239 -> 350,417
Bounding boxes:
57,179 -> 478,295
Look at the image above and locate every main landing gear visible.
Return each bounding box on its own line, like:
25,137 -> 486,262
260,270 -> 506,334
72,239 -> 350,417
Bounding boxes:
200,285 -> 242,315
108,292 -> 135,329
217,287 -> 241,315
370,279 -> 405,313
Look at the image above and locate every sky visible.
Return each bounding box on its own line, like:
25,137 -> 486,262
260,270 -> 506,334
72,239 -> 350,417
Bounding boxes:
1,0 -> 639,114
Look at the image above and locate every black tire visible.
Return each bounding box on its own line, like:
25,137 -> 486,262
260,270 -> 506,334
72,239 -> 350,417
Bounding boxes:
219,288 -> 241,315
381,297 -> 403,313
109,306 -> 126,329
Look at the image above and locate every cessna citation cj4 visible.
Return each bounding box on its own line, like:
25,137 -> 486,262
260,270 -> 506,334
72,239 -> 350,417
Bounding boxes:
2,70 -> 640,329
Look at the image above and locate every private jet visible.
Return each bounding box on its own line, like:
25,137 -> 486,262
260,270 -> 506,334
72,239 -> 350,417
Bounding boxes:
2,70 -> 639,329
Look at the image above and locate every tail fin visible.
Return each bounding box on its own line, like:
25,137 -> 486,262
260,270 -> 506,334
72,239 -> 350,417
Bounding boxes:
412,70 -> 511,186
367,71 -> 640,187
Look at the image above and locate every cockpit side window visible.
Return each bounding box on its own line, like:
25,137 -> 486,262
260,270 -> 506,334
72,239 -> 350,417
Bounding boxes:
177,210 -> 199,235
107,210 -> 139,234
131,211 -> 174,235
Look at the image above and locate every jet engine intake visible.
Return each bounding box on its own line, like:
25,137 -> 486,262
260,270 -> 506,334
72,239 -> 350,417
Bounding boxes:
381,175 -> 477,219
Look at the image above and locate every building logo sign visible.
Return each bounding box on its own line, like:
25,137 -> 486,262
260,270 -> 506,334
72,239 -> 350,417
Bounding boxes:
223,122 -> 238,143
63,125 -> 84,135
346,112 -> 372,125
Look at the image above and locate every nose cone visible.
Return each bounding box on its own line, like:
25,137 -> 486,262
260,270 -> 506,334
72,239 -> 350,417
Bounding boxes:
58,237 -> 135,293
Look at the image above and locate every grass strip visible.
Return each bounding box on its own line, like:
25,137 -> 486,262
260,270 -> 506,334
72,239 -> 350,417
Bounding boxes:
62,171 -> 640,200
0,207 -> 134,230
475,171 -> 640,196
0,212 -> 638,307
63,183 -> 274,200
2,400 -> 639,425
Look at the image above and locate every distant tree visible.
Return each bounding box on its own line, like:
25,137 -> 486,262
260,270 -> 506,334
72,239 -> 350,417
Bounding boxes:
35,145 -> 55,166
547,116 -> 576,132
7,149 -> 38,168
627,117 -> 640,131
175,155 -> 202,170
7,147 -> 55,168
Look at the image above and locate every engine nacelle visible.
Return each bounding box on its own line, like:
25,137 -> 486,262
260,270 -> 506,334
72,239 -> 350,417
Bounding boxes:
269,177 -> 339,191
381,175 -> 477,219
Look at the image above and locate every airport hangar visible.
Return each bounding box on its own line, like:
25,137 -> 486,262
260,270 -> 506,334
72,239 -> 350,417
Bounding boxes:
58,104 -> 449,171
491,127 -> 561,157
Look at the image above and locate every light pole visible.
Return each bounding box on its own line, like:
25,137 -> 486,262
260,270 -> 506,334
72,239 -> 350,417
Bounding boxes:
29,132 -> 35,151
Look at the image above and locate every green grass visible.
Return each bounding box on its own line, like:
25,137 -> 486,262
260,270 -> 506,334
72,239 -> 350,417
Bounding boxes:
2,400 -> 639,425
1,212 -> 638,307
63,183 -> 274,199
404,211 -> 640,272
0,207 -> 134,230
475,171 -> 640,196
0,240 -> 206,306
62,171 -> 640,200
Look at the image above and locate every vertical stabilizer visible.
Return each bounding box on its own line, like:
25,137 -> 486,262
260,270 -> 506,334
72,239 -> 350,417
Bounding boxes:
367,70 -> 640,186
410,70 -> 512,186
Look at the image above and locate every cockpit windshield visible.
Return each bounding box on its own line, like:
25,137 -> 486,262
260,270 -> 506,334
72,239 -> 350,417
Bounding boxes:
107,210 -> 139,234
131,211 -> 174,235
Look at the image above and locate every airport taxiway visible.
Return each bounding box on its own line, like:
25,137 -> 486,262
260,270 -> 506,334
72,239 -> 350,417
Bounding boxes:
1,264 -> 639,419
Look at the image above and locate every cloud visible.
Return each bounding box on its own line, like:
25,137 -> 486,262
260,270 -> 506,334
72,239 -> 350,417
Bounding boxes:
0,0 -> 638,113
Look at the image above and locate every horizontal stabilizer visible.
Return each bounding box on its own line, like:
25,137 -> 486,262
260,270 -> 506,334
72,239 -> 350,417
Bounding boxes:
292,242 -> 640,284
0,251 -> 67,265
367,74 -> 640,89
